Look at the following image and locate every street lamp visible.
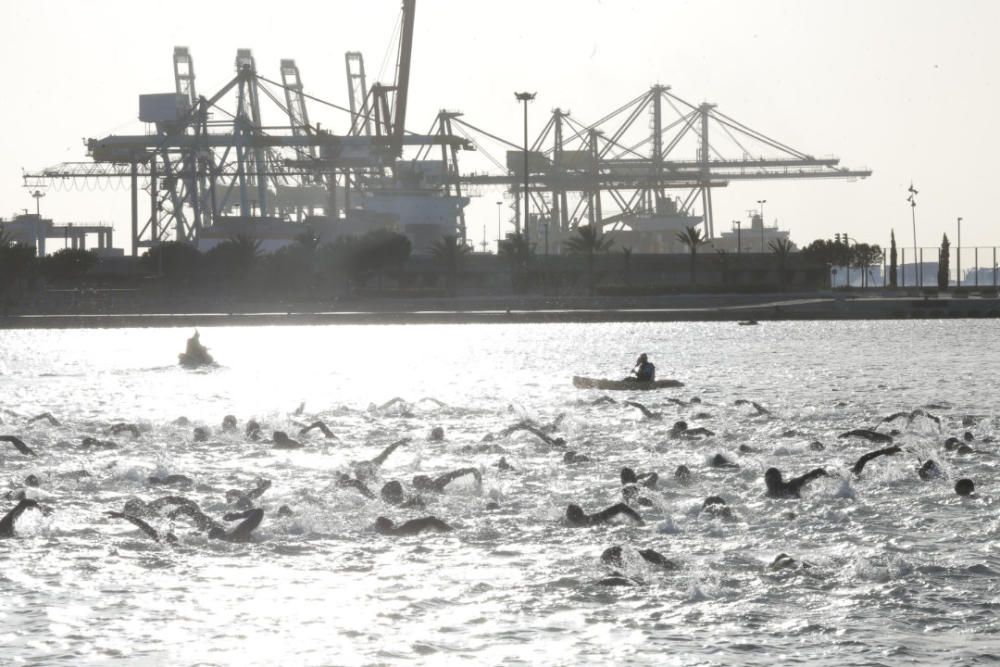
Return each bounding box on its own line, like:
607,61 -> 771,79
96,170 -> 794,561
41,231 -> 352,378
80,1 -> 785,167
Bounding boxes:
515,92 -> 536,245
756,199 -> 767,251
496,200 -> 503,253
31,189 -> 46,216
733,220 -> 742,253
907,184 -> 918,285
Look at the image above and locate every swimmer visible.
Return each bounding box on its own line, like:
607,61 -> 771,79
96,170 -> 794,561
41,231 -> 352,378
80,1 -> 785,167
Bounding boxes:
838,429 -> 893,444
0,498 -> 47,537
600,545 -> 676,570
563,451 -> 591,464
621,467 -> 658,489
764,467 -> 828,499
106,511 -> 176,543
374,516 -> 452,536
669,421 -> 715,439
701,495 -> 734,520
851,445 -> 902,476
27,412 -> 60,427
110,423 -> 140,438
954,479 -> 975,496
495,456 -> 515,472
299,421 -> 336,439
0,435 -> 36,456
209,508 -> 264,543
352,439 -> 409,482
225,478 -> 272,508
271,431 -> 303,449
245,420 -> 262,441
769,553 -> 812,570
624,401 -> 662,420
674,465 -> 693,483
709,453 -> 738,468
917,459 -> 943,481
500,421 -> 566,447
621,484 -> 654,508
735,399 -> 771,416
565,503 -> 644,527
147,474 -> 193,488
944,437 -> 973,454
221,415 -> 238,432
412,468 -> 482,493
337,474 -> 376,500
379,481 -> 425,508
418,397 -> 448,408
80,436 -> 116,450
881,409 -> 941,427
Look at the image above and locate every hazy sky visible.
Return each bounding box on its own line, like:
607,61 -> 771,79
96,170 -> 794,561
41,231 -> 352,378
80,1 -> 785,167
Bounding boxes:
2,0 -> 998,254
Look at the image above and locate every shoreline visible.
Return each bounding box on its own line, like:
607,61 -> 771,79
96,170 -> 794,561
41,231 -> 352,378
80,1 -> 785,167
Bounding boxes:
3,294 -> 999,328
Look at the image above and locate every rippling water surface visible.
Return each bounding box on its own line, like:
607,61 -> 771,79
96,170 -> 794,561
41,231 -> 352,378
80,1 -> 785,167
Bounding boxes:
1,321 -> 998,666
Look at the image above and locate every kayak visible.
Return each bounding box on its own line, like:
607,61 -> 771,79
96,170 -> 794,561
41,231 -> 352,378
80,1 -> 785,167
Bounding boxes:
572,376 -> 684,390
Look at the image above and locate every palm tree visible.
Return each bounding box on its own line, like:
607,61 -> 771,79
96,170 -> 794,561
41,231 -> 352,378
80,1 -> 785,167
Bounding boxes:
564,225 -> 615,295
499,232 -> 533,292
676,226 -> 706,286
621,246 -> 633,287
768,238 -> 794,289
715,249 -> 730,287
429,234 -> 471,295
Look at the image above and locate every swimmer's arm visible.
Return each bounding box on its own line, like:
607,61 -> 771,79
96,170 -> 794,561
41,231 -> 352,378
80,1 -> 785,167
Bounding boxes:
370,438 -> 409,466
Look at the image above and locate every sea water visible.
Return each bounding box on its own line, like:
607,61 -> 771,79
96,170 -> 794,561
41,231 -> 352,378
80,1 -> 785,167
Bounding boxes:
0,320 -> 998,665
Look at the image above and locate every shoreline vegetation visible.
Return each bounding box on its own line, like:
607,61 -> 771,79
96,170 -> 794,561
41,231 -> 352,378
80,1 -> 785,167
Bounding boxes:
3,291 -> 999,329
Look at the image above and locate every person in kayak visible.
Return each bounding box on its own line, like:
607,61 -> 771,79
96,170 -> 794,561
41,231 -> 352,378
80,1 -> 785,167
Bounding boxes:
625,354 -> 655,382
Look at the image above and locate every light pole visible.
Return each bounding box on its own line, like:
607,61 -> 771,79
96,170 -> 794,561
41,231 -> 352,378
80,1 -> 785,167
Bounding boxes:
31,189 -> 45,216
496,200 -> 503,253
733,220 -> 742,254
30,190 -> 45,255
515,92 -> 535,246
756,199 -> 767,252
907,184 -> 918,286
957,216 -> 963,287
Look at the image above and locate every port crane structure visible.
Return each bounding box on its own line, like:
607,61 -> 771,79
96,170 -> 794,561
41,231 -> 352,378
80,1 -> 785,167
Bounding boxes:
23,0 -> 870,255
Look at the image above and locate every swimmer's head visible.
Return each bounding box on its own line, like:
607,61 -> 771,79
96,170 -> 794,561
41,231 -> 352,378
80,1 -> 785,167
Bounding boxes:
764,468 -> 783,490
428,427 -> 445,442
374,517 -> 394,534
222,415 -> 238,431
381,481 -> 405,505
272,431 -> 289,444
123,498 -> 147,515
702,495 -> 727,509
672,420 -> 688,432
674,465 -> 692,482
955,479 -> 975,496
193,427 -> 209,442
638,353 -> 648,363
565,504 -> 586,524
620,467 -> 638,485
600,545 -> 625,568
208,527 -> 225,540
24,474 -> 40,488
